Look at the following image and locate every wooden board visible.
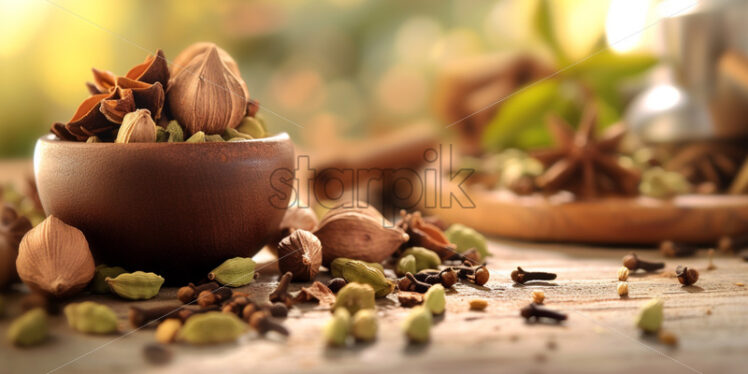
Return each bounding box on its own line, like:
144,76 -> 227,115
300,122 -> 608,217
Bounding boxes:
425,181 -> 748,245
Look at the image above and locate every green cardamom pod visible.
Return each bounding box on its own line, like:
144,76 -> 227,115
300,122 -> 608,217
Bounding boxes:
424,284 -> 446,315
7,308 -> 48,346
445,224 -> 488,260
178,311 -> 247,344
339,261 -> 393,298
208,257 -> 256,287
223,128 -> 253,141
396,255 -> 417,276
401,247 -> 441,272
333,282 -> 375,315
185,131 -> 206,143
636,298 -> 664,333
64,301 -> 118,334
106,271 -> 164,300
91,264 -> 127,294
236,116 -> 267,138
205,134 -> 225,142
330,258 -> 384,278
402,306 -> 432,344
156,126 -> 169,142
351,309 -> 377,342
323,308 -> 350,347
166,121 -> 184,142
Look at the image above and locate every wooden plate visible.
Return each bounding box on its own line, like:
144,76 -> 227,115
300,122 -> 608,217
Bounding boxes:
424,180 -> 748,245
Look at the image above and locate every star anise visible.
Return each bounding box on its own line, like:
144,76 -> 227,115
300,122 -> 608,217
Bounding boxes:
51,49 -> 169,141
665,142 -> 747,193
531,106 -> 640,199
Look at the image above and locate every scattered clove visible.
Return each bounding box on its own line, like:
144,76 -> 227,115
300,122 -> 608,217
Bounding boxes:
675,266 -> 699,286
269,272 -> 294,306
129,304 -> 183,328
326,278 -> 347,293
520,303 -> 567,323
454,262 -> 490,285
175,305 -> 219,322
622,253 -> 664,272
247,310 -> 289,336
414,268 -> 458,288
511,267 -> 556,284
659,241 -> 698,258
176,282 -> 219,304
196,287 -> 232,308
399,273 -> 432,293
267,303 -> 289,318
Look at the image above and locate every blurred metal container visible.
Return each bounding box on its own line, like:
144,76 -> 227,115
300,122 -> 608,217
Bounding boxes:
628,0 -> 748,143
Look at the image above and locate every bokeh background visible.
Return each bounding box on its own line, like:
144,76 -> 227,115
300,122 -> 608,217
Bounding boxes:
0,0 -> 675,158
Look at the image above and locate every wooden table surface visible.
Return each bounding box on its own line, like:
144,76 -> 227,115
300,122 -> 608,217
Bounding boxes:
2,161 -> 748,374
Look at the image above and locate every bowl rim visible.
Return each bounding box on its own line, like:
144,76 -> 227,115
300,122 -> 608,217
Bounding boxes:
37,132 -> 290,147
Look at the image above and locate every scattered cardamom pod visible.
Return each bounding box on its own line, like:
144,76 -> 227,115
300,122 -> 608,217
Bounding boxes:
424,284 -> 446,315
636,298 -> 664,333
178,311 -> 247,345
639,167 -> 691,198
401,247 -> 441,272
17,215 -> 95,298
337,260 -> 394,298
90,265 -> 127,294
208,257 -> 256,287
155,318 -> 182,344
402,306 -> 432,344
7,308 -> 48,346
396,255 -> 417,276
351,309 -> 377,342
222,127 -> 253,141
64,301 -> 118,334
185,131 -> 206,143
332,283 -> 376,315
323,308 -> 350,347
155,126 -> 169,142
330,258 -> 384,278
106,271 -> 165,300
236,116 -> 267,139
165,120 -> 184,142
205,134 -> 225,142
445,224 -> 488,260
115,109 -> 158,143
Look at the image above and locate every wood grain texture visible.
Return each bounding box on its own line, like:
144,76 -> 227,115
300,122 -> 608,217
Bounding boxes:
426,181 -> 748,244
1,240 -> 747,374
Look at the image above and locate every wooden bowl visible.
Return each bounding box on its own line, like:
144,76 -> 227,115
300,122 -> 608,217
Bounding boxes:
33,133 -> 294,281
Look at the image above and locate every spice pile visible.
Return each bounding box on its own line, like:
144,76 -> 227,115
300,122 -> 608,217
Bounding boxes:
51,42 -> 268,144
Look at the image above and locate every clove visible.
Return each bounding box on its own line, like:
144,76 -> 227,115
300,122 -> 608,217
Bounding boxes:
129,304 -> 184,328
520,303 -> 567,323
718,233 -> 748,253
675,265 -> 699,286
659,241 -> 698,258
247,309 -> 289,336
196,287 -> 232,308
221,295 -> 253,315
399,273 -> 432,293
414,268 -> 458,288
454,261 -> 490,285
176,305 -> 219,322
269,272 -> 294,306
511,267 -> 556,284
177,282 -> 219,304
326,278 -> 347,293
622,253 -> 664,272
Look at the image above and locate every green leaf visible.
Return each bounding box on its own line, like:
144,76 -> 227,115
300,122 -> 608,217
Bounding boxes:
572,50 -> 657,82
481,80 -> 573,151
533,0 -> 567,63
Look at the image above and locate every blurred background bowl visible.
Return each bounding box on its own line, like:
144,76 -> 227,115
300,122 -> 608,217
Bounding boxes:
33,133 -> 294,282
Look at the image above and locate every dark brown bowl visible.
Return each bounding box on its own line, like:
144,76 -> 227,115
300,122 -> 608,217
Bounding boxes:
33,133 -> 294,282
